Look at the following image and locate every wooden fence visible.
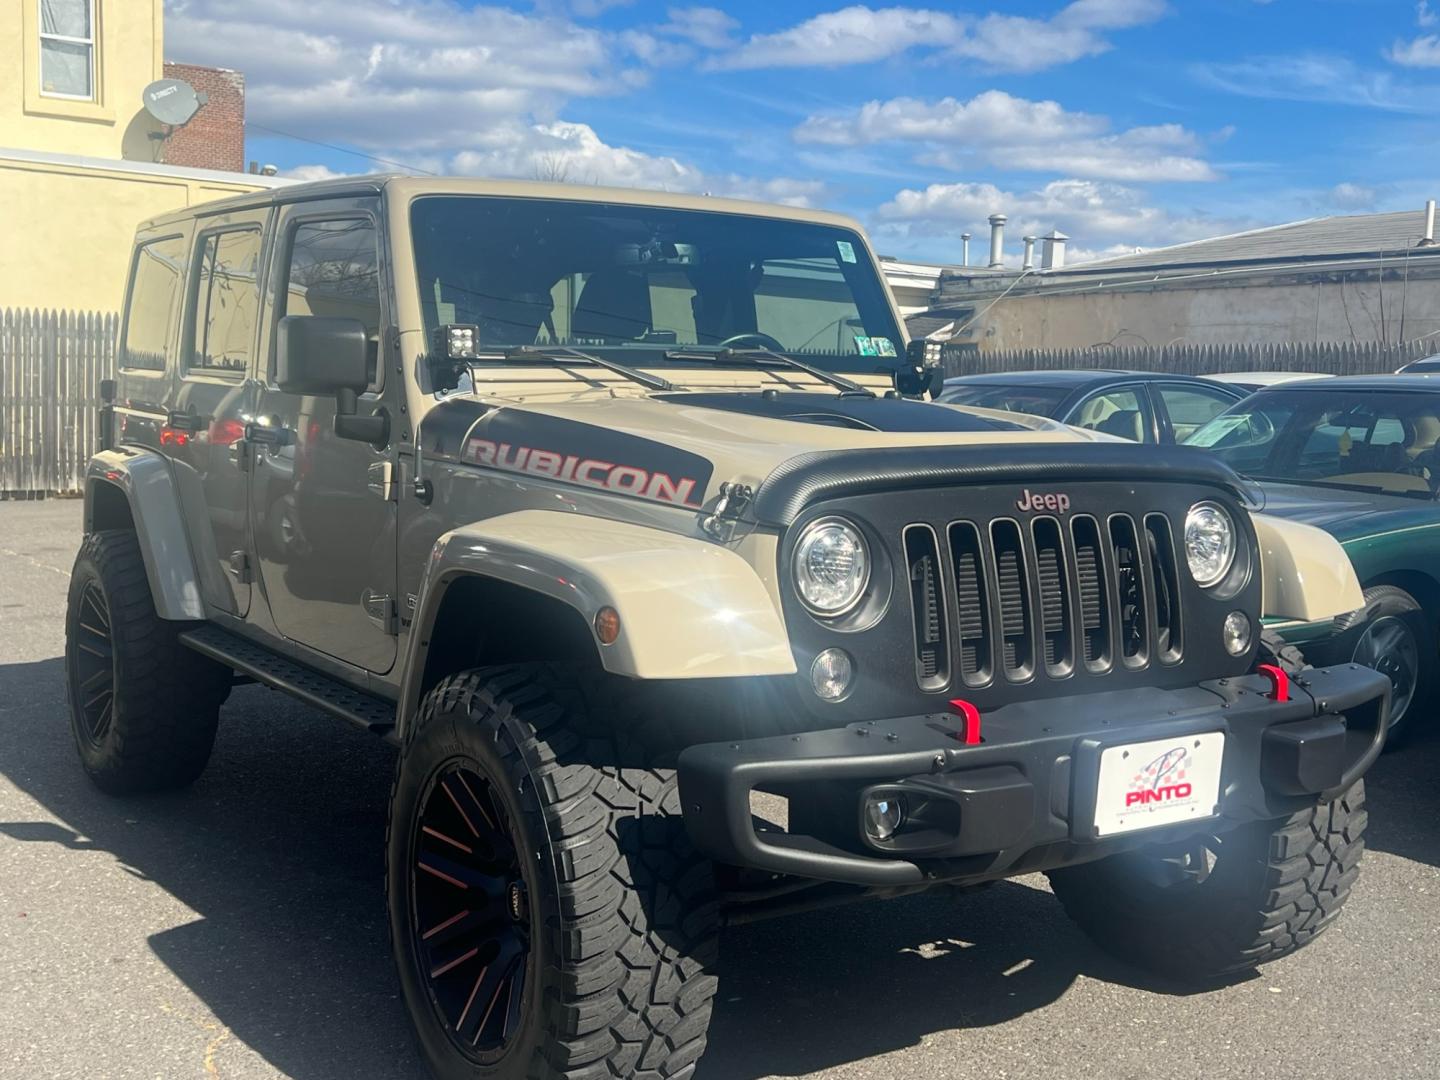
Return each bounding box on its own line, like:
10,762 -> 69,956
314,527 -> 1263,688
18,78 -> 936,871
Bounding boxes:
942,339 -> 1439,378
0,308 -> 118,498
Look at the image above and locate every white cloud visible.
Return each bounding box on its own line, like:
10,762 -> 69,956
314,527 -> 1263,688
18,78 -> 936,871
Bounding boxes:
1388,34 -> 1440,67
707,5 -> 964,70
1329,182 -> 1378,211
659,6 -> 740,49
284,164 -> 347,182
708,0 -> 1166,73
1422,1 -> 1438,28
1197,53 -> 1430,110
795,91 -> 1217,182
874,177 -> 1236,259
167,0 -> 648,152
449,120 -> 824,205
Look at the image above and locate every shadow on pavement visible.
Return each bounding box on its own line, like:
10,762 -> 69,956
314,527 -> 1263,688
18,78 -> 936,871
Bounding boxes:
3,652 -> 1437,1080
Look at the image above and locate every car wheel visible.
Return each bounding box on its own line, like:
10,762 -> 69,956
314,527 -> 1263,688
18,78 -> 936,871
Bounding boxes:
1352,585 -> 1433,746
387,664 -> 720,1080
64,530 -> 232,794
1048,781 -> 1366,982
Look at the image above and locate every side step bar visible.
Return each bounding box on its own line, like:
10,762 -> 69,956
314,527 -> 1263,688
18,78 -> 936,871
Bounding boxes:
179,624 -> 397,740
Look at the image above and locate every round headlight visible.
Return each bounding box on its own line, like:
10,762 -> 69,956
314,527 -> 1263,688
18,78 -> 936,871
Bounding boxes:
793,518 -> 870,616
1184,502 -> 1236,587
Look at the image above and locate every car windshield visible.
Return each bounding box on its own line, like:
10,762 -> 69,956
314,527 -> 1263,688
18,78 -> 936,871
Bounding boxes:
410,196 -> 903,372
935,383 -> 1069,417
1184,388 -> 1440,500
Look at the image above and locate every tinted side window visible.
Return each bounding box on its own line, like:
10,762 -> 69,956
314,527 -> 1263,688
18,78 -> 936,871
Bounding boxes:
1157,385 -> 1237,441
280,219 -> 382,383
190,229 -> 262,374
1070,388 -> 1146,442
121,235 -> 187,371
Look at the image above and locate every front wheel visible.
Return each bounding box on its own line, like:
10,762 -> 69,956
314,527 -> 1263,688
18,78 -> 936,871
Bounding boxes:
1351,585 -> 1433,745
1048,782 -> 1367,982
386,665 -> 720,1080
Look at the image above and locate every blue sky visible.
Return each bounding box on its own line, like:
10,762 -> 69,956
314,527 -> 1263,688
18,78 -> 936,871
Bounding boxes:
165,1 -> 1440,263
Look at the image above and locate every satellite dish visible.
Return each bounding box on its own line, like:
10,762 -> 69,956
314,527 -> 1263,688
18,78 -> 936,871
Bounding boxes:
142,79 -> 203,127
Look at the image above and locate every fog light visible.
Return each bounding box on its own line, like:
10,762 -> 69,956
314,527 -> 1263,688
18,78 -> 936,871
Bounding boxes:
810,649 -> 854,701
1223,611 -> 1252,656
864,795 -> 906,842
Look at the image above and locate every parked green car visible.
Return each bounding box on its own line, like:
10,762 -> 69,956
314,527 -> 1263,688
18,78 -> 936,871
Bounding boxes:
1186,375 -> 1440,741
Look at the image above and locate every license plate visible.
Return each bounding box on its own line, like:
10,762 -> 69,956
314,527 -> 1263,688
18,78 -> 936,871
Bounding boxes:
1093,732 -> 1225,837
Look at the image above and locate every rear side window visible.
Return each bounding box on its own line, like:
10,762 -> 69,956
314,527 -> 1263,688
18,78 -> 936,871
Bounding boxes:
279,218 -> 383,383
190,229 -> 262,375
120,235 -> 187,371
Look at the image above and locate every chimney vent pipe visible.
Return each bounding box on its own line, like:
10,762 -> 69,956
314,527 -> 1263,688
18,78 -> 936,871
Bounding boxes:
988,214 -> 1007,268
1022,236 -> 1037,271
961,233 -> 971,267
1041,231 -> 1068,270
1423,200 -> 1437,247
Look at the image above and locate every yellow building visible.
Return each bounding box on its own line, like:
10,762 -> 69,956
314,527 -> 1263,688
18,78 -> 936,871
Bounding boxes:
0,0 -> 280,313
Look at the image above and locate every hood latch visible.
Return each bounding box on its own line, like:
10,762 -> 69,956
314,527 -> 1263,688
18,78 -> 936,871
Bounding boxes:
702,482 -> 754,542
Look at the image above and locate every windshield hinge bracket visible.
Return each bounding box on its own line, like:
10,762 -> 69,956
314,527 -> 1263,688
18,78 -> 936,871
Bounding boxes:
702,482 -> 754,542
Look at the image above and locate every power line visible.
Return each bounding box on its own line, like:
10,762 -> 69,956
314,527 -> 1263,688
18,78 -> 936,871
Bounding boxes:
245,121 -> 438,176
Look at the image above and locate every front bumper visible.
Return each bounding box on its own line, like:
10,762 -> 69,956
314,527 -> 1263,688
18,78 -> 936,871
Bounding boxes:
677,664 -> 1390,887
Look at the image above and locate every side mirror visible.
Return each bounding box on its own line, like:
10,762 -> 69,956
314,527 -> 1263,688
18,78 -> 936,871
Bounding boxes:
277,316 -> 369,395
276,316 -> 388,446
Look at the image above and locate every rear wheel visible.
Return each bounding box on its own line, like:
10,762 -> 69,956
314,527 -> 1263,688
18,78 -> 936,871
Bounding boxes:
1048,781 -> 1366,981
1352,585 -> 1432,745
64,530 -> 231,794
387,665 -> 720,1079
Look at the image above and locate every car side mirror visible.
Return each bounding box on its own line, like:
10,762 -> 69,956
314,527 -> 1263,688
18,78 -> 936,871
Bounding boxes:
276,315 -> 388,446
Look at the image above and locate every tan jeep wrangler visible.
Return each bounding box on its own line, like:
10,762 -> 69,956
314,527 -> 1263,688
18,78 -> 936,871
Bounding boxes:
71,177 -> 1388,1079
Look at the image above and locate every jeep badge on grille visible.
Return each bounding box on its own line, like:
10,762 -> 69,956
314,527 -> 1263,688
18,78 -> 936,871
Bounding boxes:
1016,489 -> 1071,513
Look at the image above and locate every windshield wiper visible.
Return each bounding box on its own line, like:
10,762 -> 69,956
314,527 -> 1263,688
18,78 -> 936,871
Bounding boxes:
504,345 -> 674,393
667,347 -> 874,398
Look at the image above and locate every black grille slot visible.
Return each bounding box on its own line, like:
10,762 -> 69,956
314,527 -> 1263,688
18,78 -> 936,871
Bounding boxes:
1071,515 -> 1111,672
1109,515 -> 1149,666
1032,517 -> 1073,676
1145,514 -> 1183,663
948,522 -> 992,685
991,520 -> 1034,679
904,525 -> 949,690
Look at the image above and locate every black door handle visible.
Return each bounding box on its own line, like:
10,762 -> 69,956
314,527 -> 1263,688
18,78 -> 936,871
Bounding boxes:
244,422 -> 292,447
167,411 -> 202,432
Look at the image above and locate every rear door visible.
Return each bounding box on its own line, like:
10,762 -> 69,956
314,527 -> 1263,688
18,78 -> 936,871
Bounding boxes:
1153,382 -> 1244,444
248,196 -> 398,673
167,208 -> 271,617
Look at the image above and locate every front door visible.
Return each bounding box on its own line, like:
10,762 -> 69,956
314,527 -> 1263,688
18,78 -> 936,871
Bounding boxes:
249,197 -> 398,674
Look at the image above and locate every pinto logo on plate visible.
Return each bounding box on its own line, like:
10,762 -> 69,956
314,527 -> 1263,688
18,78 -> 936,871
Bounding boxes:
1125,746 -> 1193,808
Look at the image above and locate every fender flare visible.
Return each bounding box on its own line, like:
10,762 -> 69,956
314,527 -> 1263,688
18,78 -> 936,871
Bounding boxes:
1253,512 -> 1364,622
84,450 -> 205,621
397,509 -> 795,738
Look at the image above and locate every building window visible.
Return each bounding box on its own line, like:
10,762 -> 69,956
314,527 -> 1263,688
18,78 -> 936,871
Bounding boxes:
39,0 -> 96,101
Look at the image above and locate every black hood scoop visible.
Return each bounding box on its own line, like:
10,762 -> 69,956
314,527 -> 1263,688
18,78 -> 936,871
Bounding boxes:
657,392 -> 1027,433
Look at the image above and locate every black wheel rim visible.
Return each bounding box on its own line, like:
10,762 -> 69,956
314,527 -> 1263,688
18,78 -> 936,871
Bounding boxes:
1353,615 -> 1419,731
72,580 -> 115,747
411,762 -> 530,1060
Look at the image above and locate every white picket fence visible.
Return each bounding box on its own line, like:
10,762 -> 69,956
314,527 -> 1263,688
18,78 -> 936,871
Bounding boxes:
0,308 -> 118,497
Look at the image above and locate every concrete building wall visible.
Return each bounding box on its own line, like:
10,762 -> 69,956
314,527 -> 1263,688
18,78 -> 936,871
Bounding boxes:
959,271 -> 1440,352
0,0 -> 165,162
0,149 -> 280,312
160,62 -> 244,172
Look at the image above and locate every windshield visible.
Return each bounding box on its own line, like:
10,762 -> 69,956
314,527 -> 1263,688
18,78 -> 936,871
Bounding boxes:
410,196 -> 903,371
1184,388 -> 1440,499
935,382 -> 1069,417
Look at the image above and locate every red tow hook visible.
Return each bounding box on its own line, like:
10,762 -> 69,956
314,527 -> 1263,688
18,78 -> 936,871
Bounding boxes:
948,699 -> 983,745
1256,663 -> 1290,703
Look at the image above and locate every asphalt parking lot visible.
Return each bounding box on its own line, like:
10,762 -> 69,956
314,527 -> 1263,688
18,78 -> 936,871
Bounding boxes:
3,499 -> 1440,1080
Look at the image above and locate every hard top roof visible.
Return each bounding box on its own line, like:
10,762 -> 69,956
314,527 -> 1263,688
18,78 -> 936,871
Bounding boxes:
1248,373 -> 1440,394
941,369 -> 1221,389
137,174 -> 865,234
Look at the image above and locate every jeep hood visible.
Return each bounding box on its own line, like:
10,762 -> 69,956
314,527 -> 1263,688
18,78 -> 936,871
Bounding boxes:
422,387 -> 1105,508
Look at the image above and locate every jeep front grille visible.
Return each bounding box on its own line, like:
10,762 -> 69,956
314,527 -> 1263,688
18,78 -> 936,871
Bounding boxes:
905,512 -> 1185,690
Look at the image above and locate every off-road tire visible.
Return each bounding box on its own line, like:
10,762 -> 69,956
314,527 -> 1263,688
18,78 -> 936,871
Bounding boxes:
1353,584 -> 1433,746
386,665 -> 720,1080
64,530 -> 231,794
1047,781 -> 1367,982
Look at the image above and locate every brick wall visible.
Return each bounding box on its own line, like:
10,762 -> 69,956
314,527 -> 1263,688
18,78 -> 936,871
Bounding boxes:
158,62 -> 245,173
